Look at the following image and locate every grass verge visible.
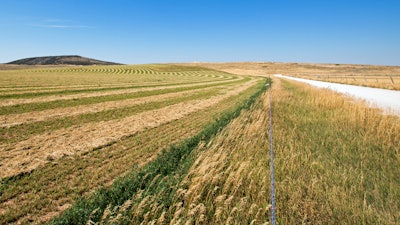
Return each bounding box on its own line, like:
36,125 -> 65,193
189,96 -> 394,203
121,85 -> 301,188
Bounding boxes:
273,79 -> 400,224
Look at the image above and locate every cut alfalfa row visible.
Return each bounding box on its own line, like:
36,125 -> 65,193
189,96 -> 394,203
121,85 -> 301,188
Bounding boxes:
0,79 -> 249,144
0,73 -> 233,100
0,77 -> 245,115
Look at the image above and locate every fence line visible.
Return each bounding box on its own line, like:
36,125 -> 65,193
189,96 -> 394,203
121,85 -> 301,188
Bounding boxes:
268,77 -> 277,225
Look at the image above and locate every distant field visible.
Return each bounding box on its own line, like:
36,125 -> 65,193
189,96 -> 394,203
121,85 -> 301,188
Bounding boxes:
0,64 -> 265,224
289,74 -> 400,90
183,62 -> 400,90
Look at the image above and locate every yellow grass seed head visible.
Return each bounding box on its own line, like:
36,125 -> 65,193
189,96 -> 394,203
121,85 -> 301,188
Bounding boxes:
224,195 -> 234,206
214,207 -> 223,221
215,194 -> 227,205
157,211 -> 166,225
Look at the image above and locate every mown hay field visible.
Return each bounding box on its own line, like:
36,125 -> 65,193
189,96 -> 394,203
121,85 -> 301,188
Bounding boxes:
0,64 -> 266,224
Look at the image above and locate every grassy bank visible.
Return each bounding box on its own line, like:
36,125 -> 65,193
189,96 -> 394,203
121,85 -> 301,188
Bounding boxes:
273,79 -> 400,224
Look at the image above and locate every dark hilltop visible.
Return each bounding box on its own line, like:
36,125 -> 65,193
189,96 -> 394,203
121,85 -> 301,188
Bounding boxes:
7,55 -> 121,66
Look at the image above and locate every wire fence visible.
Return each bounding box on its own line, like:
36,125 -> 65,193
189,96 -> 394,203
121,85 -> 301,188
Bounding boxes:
268,77 -> 277,225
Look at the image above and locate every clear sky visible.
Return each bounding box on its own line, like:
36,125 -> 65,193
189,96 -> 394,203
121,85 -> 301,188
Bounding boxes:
1,0 -> 399,65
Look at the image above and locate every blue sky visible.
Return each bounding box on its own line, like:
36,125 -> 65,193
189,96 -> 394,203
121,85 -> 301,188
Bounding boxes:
1,0 -> 399,65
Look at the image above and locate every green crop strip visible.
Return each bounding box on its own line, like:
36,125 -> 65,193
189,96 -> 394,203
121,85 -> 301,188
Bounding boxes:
0,77 -> 248,115
48,79 -> 268,225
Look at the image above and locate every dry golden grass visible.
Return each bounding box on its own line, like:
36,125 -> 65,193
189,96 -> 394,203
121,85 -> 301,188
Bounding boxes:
272,78 -> 400,224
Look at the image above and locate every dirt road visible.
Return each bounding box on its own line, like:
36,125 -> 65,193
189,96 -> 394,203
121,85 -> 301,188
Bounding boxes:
275,74 -> 400,115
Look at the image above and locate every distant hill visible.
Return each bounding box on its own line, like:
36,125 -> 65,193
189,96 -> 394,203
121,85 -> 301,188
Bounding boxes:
7,55 -> 121,66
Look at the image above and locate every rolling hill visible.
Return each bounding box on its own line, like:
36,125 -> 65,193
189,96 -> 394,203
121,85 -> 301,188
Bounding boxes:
7,55 -> 121,66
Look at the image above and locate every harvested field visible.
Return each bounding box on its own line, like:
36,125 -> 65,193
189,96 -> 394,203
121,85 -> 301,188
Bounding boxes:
0,64 -> 265,224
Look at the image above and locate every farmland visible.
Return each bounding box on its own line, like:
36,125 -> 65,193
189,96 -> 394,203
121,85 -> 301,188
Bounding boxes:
0,64 -> 266,224
186,62 -> 400,90
1,62 -> 400,224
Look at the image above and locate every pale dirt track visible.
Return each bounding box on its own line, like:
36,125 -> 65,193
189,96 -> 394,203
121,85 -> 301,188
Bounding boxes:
0,78 -> 259,178
275,74 -> 400,115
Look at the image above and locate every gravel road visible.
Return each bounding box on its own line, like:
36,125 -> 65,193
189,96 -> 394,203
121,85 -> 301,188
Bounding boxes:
274,74 -> 400,115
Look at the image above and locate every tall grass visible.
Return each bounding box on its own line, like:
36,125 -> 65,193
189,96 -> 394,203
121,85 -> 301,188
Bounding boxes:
273,79 -> 400,224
